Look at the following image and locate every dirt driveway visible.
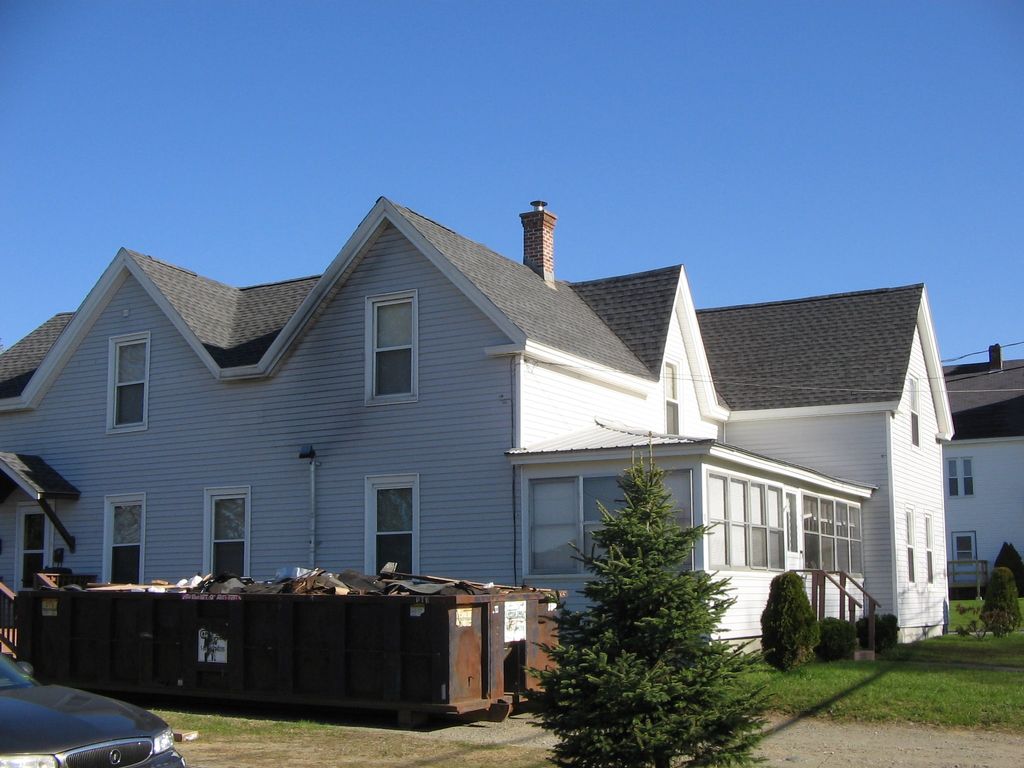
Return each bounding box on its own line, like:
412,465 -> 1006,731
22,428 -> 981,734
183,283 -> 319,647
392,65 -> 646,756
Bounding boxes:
176,711 -> 1024,768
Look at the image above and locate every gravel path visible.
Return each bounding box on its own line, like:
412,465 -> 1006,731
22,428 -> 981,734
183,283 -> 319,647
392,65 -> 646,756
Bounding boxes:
424,712 -> 1024,767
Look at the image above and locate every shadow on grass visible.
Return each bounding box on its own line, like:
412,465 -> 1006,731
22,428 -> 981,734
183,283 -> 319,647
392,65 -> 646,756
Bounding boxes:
763,665 -> 891,737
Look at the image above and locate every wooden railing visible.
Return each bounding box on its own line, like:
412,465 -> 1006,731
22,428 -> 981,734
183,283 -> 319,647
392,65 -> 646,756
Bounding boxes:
798,570 -> 880,652
0,581 -> 16,657
948,559 -> 988,599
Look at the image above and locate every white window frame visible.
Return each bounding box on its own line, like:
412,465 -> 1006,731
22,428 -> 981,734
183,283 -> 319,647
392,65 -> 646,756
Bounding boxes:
951,530 -> 977,561
947,457 -> 974,497
364,474 -> 420,575
102,493 -> 146,583
924,514 -> 934,584
203,486 -> 251,577
707,472 -> 786,571
664,362 -> 680,434
906,507 -> 916,583
365,291 -> 418,405
785,492 -> 800,554
525,470 -> 693,578
107,331 -> 151,433
801,491 -> 863,574
15,502 -> 53,589
909,376 -> 920,447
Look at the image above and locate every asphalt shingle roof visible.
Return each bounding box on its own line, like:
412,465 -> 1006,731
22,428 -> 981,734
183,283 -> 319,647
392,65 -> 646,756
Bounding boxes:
126,251 -> 319,367
393,205 -> 656,379
0,452 -> 81,499
944,358 -> 1024,439
571,266 -> 682,375
0,313 -> 74,398
697,285 -> 923,410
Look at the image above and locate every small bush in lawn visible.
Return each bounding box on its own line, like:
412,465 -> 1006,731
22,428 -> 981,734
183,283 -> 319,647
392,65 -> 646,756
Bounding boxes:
761,571 -> 819,670
993,542 -> 1024,595
982,567 -> 1021,637
953,603 -> 986,639
816,618 -> 858,661
856,613 -> 900,651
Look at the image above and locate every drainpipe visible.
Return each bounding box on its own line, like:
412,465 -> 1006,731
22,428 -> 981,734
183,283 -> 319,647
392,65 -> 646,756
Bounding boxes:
298,446 -> 318,567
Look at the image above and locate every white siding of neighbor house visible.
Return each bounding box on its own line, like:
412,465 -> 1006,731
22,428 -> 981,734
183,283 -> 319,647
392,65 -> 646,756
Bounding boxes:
944,437 -> 1024,571
888,330 -> 947,639
518,296 -> 721,446
723,412 -> 896,619
0,224 -> 521,588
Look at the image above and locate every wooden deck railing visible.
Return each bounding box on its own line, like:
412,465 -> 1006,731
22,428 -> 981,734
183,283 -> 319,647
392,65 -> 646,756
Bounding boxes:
797,570 -> 880,652
948,559 -> 988,599
0,581 -> 16,657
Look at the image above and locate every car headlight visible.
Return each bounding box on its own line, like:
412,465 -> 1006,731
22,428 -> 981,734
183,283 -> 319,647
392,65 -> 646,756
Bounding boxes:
153,727 -> 175,754
0,756 -> 58,768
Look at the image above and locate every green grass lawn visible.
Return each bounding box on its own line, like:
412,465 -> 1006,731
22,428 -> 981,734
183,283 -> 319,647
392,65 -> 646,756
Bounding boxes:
948,598 -> 1024,632
752,632 -> 1024,732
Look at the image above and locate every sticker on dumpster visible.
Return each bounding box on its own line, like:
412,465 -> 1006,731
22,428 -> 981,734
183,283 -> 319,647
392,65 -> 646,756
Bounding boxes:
198,628 -> 228,664
41,598 -> 58,617
504,600 -> 527,642
409,605 -> 425,618
456,607 -> 474,627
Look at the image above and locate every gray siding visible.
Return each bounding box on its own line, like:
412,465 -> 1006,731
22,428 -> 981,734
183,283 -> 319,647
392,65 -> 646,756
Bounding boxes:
0,224 -> 518,587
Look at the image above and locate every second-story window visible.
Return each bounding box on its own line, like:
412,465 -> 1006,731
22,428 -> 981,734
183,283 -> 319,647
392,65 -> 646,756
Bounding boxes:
947,458 -> 974,496
108,332 -> 150,431
367,292 -> 417,403
909,376 -> 920,446
664,362 -> 680,433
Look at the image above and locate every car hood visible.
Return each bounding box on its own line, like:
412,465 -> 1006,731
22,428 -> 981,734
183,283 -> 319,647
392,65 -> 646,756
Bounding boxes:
0,685 -> 166,754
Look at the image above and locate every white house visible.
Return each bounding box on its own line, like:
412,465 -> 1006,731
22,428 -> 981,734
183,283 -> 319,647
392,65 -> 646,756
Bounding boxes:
0,198 -> 952,642
943,345 -> 1024,597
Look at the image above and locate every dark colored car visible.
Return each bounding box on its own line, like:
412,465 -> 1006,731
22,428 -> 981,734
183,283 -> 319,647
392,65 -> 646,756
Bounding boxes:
0,654 -> 185,767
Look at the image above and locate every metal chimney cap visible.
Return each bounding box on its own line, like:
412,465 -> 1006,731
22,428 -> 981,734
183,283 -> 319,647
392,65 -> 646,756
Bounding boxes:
529,200 -> 547,211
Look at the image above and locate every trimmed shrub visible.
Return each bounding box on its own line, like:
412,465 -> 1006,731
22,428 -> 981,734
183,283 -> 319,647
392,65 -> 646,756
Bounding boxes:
993,542 -> 1024,596
856,613 -> 900,652
761,571 -> 819,671
982,567 -> 1021,637
816,618 -> 858,661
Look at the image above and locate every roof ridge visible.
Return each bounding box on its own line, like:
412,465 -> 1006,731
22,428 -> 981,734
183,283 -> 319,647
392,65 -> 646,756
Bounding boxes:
698,283 -> 924,314
570,264 -> 682,287
240,274 -> 322,291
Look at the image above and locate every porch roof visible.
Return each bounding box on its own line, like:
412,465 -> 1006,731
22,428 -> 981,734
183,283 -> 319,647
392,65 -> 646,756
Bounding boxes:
508,420 -> 874,498
0,452 -> 81,502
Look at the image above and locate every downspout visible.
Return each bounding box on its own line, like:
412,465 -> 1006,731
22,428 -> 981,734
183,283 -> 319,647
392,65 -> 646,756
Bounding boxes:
309,458 -> 317,568
885,412 -> 899,626
510,356 -> 519,585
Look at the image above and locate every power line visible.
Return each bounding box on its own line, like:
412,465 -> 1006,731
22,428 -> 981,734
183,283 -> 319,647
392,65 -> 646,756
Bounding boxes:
941,340 -> 1024,363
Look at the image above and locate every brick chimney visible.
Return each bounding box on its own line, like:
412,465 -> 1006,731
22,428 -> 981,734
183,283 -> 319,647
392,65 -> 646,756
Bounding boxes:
989,343 -> 1003,371
520,200 -> 557,283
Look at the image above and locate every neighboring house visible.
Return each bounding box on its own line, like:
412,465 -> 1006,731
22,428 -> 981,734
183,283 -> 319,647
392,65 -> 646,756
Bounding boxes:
0,198 -> 951,642
943,345 -> 1024,597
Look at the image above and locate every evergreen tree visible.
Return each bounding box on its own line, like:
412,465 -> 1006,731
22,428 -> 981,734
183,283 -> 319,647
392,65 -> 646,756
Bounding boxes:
534,455 -> 766,768
993,542 -> 1024,595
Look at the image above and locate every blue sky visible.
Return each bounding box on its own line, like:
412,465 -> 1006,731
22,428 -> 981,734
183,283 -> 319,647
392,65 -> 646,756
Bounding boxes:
2,1 -> 1021,363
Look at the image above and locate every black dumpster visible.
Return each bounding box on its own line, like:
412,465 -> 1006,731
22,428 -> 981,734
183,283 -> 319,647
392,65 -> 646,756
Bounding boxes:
16,588 -> 558,721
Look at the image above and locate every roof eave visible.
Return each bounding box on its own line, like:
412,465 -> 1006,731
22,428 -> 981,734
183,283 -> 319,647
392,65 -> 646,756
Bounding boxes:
726,400 -> 901,422
486,340 -> 654,396
675,267 -> 730,422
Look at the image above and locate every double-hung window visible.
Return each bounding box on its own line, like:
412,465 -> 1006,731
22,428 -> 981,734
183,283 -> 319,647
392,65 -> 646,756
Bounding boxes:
108,332 -> 150,431
925,514 -> 934,583
204,487 -> 250,577
909,377 -> 920,447
664,362 -> 680,433
104,494 -> 145,584
947,458 -> 974,497
365,475 -> 419,575
366,292 -> 417,403
528,471 -> 692,575
906,508 -> 916,583
707,473 -> 784,570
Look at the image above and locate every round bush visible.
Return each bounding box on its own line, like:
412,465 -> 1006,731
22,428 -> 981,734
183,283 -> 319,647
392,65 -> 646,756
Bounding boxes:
982,566 -> 1021,637
856,613 -> 899,652
816,618 -> 858,661
761,571 -> 819,671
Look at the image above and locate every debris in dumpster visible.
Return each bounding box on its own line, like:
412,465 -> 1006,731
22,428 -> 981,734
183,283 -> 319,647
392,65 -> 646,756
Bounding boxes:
31,566 -> 562,601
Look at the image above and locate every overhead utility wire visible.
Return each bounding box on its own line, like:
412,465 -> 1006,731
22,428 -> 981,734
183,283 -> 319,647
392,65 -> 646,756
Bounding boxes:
942,340 -> 1024,363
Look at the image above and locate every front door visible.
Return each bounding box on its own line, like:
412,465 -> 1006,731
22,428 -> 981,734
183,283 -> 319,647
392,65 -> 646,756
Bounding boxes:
16,504 -> 53,588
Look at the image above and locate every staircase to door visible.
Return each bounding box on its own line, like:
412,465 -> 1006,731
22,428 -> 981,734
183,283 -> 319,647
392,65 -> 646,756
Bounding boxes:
798,569 -> 880,656
0,581 -> 16,657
